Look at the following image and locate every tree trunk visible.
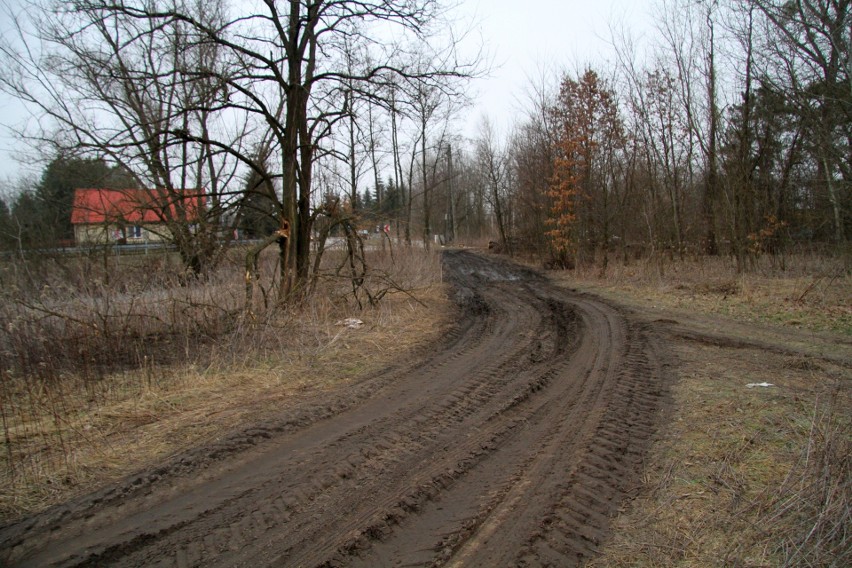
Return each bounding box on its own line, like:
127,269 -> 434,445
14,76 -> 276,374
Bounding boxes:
420,115 -> 431,250
703,10 -> 719,257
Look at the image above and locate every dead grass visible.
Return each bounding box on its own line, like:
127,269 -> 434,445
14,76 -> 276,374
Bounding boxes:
588,343 -> 850,567
561,253 -> 852,335
0,245 -> 451,521
557,252 -> 852,567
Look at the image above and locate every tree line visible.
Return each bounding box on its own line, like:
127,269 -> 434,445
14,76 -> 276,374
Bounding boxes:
360,0 -> 849,272
0,0 -> 848,295
506,0 -> 850,272
0,0 -> 483,298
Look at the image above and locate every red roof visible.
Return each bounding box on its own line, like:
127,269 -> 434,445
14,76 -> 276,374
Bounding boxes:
71,188 -> 205,225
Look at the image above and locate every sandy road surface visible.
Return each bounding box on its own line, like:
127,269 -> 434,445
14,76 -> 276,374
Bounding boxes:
0,250 -> 671,567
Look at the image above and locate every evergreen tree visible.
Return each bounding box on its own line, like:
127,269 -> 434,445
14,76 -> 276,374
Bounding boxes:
35,156 -> 137,244
237,180 -> 278,238
362,188 -> 375,210
10,191 -> 44,248
237,145 -> 280,239
0,196 -> 15,250
721,82 -> 802,253
382,177 -> 403,218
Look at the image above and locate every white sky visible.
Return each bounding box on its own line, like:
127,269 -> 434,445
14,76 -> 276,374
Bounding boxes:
457,0 -> 653,141
0,0 -> 655,185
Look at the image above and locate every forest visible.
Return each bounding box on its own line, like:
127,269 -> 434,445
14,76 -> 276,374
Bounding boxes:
0,0 -> 849,289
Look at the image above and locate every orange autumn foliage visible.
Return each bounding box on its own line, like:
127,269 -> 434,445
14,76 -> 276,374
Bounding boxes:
546,138 -> 582,258
545,69 -> 622,267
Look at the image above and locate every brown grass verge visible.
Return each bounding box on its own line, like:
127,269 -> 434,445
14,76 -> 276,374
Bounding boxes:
555,253 -> 852,567
562,253 -> 851,335
589,342 -> 850,567
0,245 -> 451,522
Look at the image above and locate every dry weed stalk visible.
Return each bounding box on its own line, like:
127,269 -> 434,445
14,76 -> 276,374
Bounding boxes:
754,385 -> 851,567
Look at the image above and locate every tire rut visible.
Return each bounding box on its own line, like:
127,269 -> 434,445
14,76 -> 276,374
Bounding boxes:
0,250 -> 671,567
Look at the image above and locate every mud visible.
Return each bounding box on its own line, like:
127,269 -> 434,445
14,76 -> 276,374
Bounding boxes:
0,250 -> 672,567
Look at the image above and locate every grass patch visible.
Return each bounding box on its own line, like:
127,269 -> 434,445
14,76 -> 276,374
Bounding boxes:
551,252 -> 852,567
589,343 -> 850,567
0,244 -> 451,521
556,253 -> 851,335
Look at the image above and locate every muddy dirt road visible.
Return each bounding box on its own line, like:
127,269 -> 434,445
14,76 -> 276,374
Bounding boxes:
0,250 -> 670,567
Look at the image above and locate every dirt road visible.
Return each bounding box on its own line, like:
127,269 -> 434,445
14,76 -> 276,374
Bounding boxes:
0,250 -> 671,567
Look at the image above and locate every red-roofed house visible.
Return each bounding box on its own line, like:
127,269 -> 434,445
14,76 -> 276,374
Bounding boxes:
71,188 -> 205,245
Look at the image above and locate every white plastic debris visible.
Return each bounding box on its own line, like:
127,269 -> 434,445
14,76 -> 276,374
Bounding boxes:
746,382 -> 774,388
335,318 -> 364,329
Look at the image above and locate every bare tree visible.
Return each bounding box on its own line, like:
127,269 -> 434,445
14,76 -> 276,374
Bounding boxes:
703,1 -> 721,256
510,68 -> 560,257
2,0 -> 483,299
0,0 -> 245,275
652,0 -> 722,256
475,117 -> 511,253
412,79 -> 443,249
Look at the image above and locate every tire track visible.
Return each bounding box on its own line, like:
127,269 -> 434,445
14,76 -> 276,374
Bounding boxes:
0,250 -> 670,568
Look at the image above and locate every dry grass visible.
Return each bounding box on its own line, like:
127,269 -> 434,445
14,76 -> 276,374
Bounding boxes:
4,245 -> 849,566
0,244 -> 451,521
591,342 -> 846,565
555,252 -> 852,567
562,253 -> 851,335
588,345 -> 850,567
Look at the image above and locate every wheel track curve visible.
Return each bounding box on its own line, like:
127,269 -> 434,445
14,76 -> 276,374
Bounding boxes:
0,250 -> 671,567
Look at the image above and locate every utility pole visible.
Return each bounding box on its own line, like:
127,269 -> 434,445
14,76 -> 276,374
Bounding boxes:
445,144 -> 456,244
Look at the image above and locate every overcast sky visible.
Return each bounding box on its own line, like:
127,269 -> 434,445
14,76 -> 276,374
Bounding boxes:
0,0 -> 655,186
457,0 -> 653,139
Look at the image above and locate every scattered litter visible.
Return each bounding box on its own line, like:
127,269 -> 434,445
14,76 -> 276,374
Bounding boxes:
335,318 -> 364,329
746,382 -> 774,388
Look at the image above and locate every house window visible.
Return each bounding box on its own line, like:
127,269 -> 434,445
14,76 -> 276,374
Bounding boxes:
129,225 -> 143,239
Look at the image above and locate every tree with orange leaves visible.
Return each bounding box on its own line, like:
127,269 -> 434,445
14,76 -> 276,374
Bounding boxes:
546,69 -> 624,268
546,137 -> 582,268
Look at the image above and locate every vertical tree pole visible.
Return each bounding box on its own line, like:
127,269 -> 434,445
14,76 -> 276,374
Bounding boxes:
420,109 -> 431,250
703,4 -> 719,257
446,144 -> 455,244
